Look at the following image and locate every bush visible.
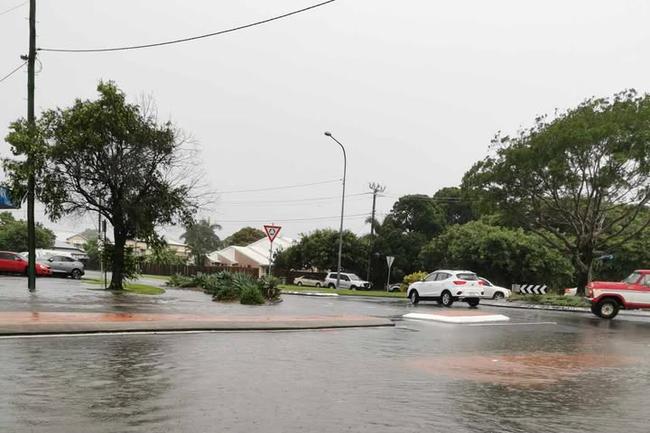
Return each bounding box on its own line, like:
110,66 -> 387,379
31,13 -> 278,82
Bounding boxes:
240,284 -> 265,305
257,275 -> 281,300
401,271 -> 428,292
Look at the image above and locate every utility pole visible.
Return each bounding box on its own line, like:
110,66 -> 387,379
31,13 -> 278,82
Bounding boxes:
366,182 -> 385,281
25,0 -> 37,291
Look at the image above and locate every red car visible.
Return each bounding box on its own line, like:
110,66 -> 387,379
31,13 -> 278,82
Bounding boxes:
587,270 -> 650,319
0,251 -> 52,276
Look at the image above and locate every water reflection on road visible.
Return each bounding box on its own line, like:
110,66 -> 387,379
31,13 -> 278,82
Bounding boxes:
0,285 -> 649,432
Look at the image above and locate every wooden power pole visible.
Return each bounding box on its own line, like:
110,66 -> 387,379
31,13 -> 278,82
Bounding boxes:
366,182 -> 385,282
26,0 -> 37,291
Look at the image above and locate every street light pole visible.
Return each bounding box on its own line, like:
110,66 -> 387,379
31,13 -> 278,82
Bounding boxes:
324,131 -> 346,289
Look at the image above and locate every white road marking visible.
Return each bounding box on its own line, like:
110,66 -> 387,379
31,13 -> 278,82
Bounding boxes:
466,321 -> 557,327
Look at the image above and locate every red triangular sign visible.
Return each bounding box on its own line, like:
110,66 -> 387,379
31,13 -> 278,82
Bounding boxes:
264,224 -> 281,242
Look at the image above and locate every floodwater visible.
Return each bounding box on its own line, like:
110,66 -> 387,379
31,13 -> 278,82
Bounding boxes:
1,277 -> 650,432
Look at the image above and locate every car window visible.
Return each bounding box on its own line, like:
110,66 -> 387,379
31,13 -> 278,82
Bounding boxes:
641,275 -> 650,287
425,273 -> 438,282
436,273 -> 451,281
62,257 -> 74,262
623,272 -> 641,284
479,278 -> 492,286
341,275 -> 350,281
0,252 -> 12,260
457,273 -> 478,281
348,274 -> 361,281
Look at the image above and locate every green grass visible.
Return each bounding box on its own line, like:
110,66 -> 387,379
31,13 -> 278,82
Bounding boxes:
84,278 -> 165,295
280,284 -> 406,298
141,274 -> 171,282
508,293 -> 589,307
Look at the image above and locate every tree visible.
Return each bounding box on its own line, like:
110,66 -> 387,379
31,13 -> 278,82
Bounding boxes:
144,245 -> 187,266
4,82 -> 198,290
181,219 -> 222,267
389,194 -> 447,238
0,212 -> 55,252
433,187 -> 477,226
273,229 -> 368,276
420,220 -> 574,290
223,226 -> 265,246
464,90 -> 650,295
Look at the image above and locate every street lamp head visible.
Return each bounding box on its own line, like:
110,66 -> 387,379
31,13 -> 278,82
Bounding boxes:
324,131 -> 332,137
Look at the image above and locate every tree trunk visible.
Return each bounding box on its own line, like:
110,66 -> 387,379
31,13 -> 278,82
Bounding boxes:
574,248 -> 594,297
109,229 -> 126,291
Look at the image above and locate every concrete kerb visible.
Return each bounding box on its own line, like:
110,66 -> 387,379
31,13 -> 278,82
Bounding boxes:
481,300 -> 650,318
282,291 -> 339,297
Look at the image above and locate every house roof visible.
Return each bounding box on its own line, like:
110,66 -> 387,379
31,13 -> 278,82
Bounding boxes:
207,236 -> 295,267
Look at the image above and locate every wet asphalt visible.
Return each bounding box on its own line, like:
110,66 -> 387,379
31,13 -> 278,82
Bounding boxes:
1,275 -> 649,433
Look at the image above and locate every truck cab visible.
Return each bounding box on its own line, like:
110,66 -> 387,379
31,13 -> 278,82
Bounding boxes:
587,270 -> 650,319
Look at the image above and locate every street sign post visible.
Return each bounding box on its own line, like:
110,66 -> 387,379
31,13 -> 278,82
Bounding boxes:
386,256 -> 395,291
263,224 -> 282,276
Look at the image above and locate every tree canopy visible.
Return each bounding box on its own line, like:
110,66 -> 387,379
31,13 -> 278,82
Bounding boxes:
463,90 -> 650,294
4,82 -> 198,289
0,212 -> 55,252
223,226 -> 265,246
181,219 -> 222,267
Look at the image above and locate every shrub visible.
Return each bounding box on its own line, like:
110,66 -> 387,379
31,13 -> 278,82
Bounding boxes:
257,275 -> 281,300
401,271 -> 428,292
240,284 -> 265,305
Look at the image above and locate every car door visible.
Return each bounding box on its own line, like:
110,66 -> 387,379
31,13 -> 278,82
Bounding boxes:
419,272 -> 439,296
340,274 -> 351,289
0,252 -> 13,272
433,272 -> 452,296
480,278 -> 495,297
629,274 -> 650,306
6,253 -> 25,273
49,256 -> 68,274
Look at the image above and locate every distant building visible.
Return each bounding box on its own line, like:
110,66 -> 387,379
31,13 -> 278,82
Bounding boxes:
207,236 -> 295,277
62,231 -> 191,261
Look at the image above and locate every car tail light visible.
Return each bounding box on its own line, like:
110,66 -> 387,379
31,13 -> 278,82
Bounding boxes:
453,280 -> 466,285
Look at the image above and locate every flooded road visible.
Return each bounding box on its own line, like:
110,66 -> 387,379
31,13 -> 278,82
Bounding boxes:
1,278 -> 649,432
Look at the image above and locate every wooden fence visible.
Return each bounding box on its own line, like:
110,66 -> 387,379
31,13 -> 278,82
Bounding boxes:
139,263 -> 259,279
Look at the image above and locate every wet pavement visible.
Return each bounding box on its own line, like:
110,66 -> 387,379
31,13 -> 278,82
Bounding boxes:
1,276 -> 650,432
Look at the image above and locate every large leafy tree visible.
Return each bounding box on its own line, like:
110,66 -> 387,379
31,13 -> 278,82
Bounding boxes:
273,229 -> 368,276
0,212 -> 55,252
4,82 -> 198,290
223,226 -> 265,246
420,220 -> 574,290
181,219 -> 222,267
464,90 -> 650,295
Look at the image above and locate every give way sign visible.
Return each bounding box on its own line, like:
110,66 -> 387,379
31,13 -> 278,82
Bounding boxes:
264,225 -> 282,242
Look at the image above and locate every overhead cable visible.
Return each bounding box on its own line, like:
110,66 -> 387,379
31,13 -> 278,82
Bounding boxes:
38,0 -> 336,53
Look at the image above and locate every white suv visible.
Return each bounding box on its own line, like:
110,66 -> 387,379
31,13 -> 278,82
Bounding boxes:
407,270 -> 484,307
324,272 -> 371,290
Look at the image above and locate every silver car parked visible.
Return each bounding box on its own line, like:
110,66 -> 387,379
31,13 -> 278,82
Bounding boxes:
41,255 -> 85,279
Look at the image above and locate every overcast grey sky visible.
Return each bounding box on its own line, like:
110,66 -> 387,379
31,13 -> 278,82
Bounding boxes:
1,0 -> 649,241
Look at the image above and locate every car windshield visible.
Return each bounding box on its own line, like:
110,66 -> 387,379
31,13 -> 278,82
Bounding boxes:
348,274 -> 361,281
623,272 -> 641,284
457,273 -> 478,281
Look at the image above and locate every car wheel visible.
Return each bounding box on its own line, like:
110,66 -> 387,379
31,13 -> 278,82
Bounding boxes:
71,269 -> 82,280
467,298 -> 480,308
409,290 -> 419,305
596,299 -> 620,320
493,292 -> 505,300
350,285 -> 357,290
590,303 -> 602,318
327,283 -> 336,289
296,281 -> 303,286
440,291 -> 454,307
315,282 -> 321,287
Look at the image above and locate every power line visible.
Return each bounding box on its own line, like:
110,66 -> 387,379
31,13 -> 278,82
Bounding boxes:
217,179 -> 341,194
38,0 -> 337,53
0,61 -> 27,83
220,192 -> 370,205
0,1 -> 26,16
217,212 -> 371,223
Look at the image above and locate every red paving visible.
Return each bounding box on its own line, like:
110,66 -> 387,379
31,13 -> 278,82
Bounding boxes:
408,352 -> 638,386
0,311 -> 377,324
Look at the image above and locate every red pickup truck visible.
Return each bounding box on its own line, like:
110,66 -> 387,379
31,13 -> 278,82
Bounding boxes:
587,270 -> 650,319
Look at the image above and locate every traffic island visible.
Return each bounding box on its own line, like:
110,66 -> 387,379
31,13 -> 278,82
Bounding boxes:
0,312 -> 394,336
403,310 -> 510,324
